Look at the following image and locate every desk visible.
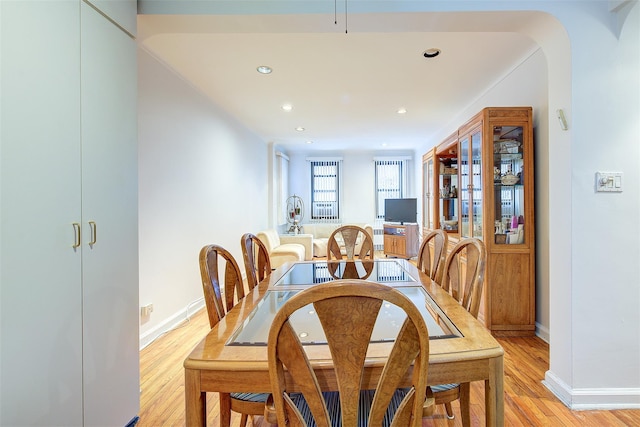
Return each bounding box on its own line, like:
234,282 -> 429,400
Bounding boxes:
184,259 -> 504,426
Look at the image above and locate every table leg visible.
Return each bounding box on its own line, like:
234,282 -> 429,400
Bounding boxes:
459,382 -> 471,427
219,393 -> 232,427
185,368 -> 206,426
485,355 -> 504,427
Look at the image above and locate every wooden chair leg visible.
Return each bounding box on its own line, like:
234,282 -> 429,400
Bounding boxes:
422,387 -> 436,417
219,393 -> 232,427
459,382 -> 471,427
444,402 -> 455,419
239,413 -> 249,427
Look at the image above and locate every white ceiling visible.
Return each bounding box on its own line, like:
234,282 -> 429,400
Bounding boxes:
137,11 -> 539,152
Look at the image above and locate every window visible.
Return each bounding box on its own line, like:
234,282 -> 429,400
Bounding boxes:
310,159 -> 341,221
375,159 -> 408,220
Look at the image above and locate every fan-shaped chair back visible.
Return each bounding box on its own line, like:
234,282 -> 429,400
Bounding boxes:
241,233 -> 272,290
416,229 -> 448,283
267,280 -> 432,427
327,225 -> 374,260
441,238 -> 486,318
198,244 -> 245,329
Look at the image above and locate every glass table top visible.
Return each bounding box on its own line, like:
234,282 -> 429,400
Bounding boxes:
273,259 -> 417,286
228,286 -> 461,346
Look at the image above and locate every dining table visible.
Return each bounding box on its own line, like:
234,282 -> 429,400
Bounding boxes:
184,258 -> 504,426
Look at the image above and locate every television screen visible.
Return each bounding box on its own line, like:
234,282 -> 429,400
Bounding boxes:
384,198 -> 417,224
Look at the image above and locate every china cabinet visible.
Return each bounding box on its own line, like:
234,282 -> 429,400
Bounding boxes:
422,107 -> 535,336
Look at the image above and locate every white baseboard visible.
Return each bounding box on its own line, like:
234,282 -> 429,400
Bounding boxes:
535,322 -> 550,343
139,298 -> 205,350
544,370 -> 640,409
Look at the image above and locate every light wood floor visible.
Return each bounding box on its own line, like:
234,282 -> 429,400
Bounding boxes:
138,306 -> 639,427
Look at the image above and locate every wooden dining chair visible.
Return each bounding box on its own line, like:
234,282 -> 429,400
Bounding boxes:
241,233 -> 272,291
427,237 -> 486,426
326,225 -> 374,261
199,244 -> 270,427
266,280 -> 434,427
416,229 -> 448,284
440,237 -> 486,318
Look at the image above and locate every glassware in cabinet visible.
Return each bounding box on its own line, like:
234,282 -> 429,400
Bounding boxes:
438,160 -> 458,233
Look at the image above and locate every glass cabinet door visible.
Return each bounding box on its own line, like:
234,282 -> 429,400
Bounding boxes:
459,136 -> 470,237
471,130 -> 483,239
460,129 -> 483,239
492,125 -> 525,244
423,156 -> 434,230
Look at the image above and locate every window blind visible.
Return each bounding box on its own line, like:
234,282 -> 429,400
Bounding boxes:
375,159 -> 407,220
310,160 -> 340,221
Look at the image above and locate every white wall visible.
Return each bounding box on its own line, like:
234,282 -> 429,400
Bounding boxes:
286,150 -> 416,227
138,48 -> 268,346
563,1 -> 639,401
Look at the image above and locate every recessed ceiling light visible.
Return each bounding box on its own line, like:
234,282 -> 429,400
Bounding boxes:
295,127 -> 305,132
282,104 -> 293,112
382,143 -> 388,147
423,48 -> 441,58
397,108 -> 407,114
256,65 -> 272,74
306,140 -> 313,144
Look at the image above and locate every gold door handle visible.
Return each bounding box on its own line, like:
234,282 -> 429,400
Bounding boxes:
72,222 -> 81,248
88,221 -> 97,246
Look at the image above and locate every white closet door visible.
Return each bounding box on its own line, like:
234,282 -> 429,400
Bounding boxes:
0,2 -> 83,425
80,3 -> 139,426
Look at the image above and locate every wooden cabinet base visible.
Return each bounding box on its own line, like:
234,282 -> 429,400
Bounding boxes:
491,328 -> 536,337
383,224 -> 419,258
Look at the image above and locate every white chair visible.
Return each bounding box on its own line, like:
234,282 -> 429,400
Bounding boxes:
256,229 -> 312,268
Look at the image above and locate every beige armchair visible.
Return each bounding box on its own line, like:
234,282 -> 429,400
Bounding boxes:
256,229 -> 312,269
